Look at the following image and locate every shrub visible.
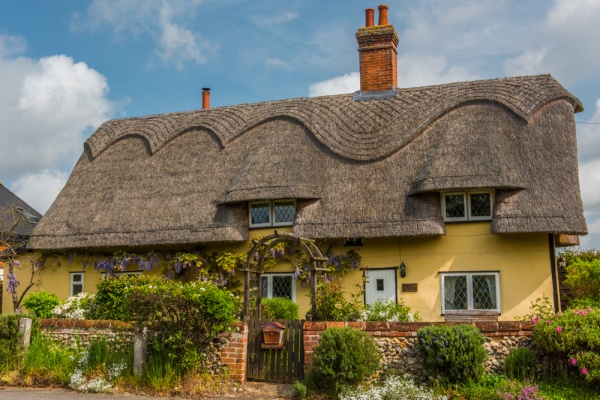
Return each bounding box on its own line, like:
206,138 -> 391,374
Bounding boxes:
311,327 -> 380,396
364,299 -> 421,322
417,324 -> 487,383
22,291 -> 60,319
293,380 -> 307,399
564,257 -> 600,301
0,315 -> 23,372
87,275 -> 157,321
261,297 -> 299,320
532,307 -> 600,383
126,276 -> 240,372
505,347 -> 536,380
497,379 -> 543,400
51,292 -> 95,320
568,296 -> 600,310
340,374 -> 447,400
515,295 -> 555,322
315,281 -> 364,321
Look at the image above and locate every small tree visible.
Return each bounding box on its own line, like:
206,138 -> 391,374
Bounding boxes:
1,206 -> 56,313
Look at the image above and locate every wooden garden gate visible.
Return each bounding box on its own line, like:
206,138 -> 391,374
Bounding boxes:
246,318 -> 304,383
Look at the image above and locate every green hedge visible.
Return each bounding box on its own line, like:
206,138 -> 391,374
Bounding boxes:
417,324 -> 487,383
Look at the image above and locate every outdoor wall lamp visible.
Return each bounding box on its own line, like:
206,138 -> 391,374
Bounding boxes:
558,256 -> 567,270
400,260 -> 406,278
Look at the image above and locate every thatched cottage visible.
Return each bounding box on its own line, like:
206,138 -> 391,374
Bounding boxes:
3,5 -> 587,320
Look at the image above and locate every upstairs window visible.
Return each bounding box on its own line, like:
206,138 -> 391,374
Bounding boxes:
442,191 -> 493,222
249,200 -> 295,228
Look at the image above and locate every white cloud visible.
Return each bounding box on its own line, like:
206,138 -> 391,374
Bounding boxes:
155,2 -> 217,70
10,170 -> 69,215
577,99 -> 600,163
0,34 -> 27,57
77,0 -> 216,70
579,159 -> 600,210
252,11 -> 297,27
503,0 -> 600,84
265,58 -> 290,70
397,55 -> 478,88
309,72 -> 359,97
0,42 -> 115,192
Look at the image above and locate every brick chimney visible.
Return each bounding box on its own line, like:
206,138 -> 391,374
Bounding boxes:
202,87 -> 211,109
356,5 -> 399,92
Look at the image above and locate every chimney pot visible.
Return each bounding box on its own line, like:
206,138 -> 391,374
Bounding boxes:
378,4 -> 389,26
202,87 -> 211,109
365,8 -> 375,27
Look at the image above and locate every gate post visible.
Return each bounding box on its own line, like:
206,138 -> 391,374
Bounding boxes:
133,324 -> 147,376
18,318 -> 32,349
221,322 -> 248,384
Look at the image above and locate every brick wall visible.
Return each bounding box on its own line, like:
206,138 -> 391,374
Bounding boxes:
356,25 -> 399,92
304,321 -> 535,376
221,321 -> 248,384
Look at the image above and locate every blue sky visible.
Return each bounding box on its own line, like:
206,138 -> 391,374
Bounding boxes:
1,0 -> 600,248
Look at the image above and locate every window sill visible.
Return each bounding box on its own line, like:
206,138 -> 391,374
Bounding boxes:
443,310 -> 499,322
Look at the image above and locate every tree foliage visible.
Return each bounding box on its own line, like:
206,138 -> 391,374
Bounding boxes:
125,276 -> 240,372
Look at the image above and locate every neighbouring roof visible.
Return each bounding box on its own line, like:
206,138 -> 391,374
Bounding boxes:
30,75 -> 587,250
0,183 -> 42,240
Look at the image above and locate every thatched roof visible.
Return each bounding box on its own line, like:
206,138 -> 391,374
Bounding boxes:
30,74 -> 587,250
0,183 -> 41,240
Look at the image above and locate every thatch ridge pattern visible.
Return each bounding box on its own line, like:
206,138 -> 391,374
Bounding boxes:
85,75 -> 582,162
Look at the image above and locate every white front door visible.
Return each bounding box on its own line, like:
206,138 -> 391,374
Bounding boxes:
365,269 -> 397,305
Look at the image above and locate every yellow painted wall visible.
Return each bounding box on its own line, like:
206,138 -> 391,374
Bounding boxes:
2,223 -> 554,322
327,222 -> 553,321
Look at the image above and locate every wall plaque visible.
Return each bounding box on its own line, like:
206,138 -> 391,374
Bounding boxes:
402,283 -> 418,292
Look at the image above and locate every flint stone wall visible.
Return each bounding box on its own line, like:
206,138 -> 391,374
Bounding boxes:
39,319 -> 248,384
303,321 -> 534,376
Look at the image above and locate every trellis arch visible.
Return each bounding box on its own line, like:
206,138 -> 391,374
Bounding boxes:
243,231 -> 329,319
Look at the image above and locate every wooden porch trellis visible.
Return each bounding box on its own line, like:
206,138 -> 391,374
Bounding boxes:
242,231 -> 329,319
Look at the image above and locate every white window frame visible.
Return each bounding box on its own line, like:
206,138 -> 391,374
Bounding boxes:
261,273 -> 296,301
249,200 -> 296,228
70,272 -> 84,296
440,272 -> 500,314
442,190 -> 493,222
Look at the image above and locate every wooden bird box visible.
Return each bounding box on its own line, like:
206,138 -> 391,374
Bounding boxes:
261,321 -> 285,349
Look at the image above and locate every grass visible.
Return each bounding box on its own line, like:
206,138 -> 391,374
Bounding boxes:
22,336 -> 79,386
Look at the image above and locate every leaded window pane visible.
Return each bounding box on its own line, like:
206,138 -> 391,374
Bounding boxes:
261,276 -> 268,297
274,201 -> 295,224
72,274 -> 82,282
473,275 -> 497,309
444,275 -> 468,310
470,193 -> 491,218
251,202 -> 271,225
445,194 -> 465,219
272,276 -> 292,299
